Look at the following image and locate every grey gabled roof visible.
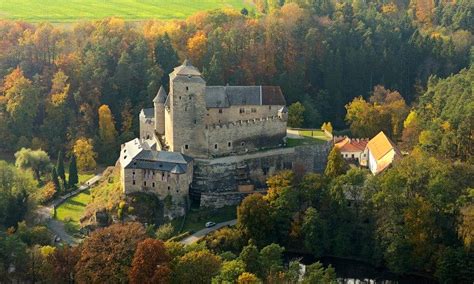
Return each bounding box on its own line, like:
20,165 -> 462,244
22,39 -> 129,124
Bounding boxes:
140,108 -> 154,118
205,86 -> 286,108
120,139 -> 192,173
172,59 -> 202,76
153,86 -> 167,104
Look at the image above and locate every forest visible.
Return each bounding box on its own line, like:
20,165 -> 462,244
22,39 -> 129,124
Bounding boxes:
0,0 -> 473,282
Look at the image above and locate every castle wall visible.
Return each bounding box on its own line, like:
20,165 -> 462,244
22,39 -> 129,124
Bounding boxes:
205,105 -> 282,124
192,143 -> 331,208
205,116 -> 287,156
122,162 -> 193,201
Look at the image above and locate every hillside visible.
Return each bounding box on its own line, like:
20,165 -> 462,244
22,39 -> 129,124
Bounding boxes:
0,0 -> 250,22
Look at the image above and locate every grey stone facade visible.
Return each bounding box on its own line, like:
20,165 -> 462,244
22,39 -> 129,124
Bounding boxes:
119,61 -> 329,216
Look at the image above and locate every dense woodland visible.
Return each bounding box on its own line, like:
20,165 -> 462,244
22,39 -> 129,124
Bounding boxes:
0,0 -> 472,163
0,0 -> 473,283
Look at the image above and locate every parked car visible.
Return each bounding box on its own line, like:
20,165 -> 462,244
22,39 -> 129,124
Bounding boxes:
205,221 -> 216,228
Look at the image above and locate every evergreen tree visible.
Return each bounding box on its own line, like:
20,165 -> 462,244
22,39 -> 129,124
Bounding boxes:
51,167 -> 60,191
324,147 -> 347,179
56,151 -> 65,181
68,155 -> 78,189
154,33 -> 179,87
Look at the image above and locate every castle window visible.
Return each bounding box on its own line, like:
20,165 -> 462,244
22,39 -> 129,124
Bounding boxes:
185,144 -> 189,150
133,180 -> 135,185
168,186 -> 170,190
239,108 -> 245,114
269,106 -> 272,110
124,155 -> 127,159
186,86 -> 189,91
144,181 -> 147,186
251,108 -> 257,113
219,109 -> 223,113
132,171 -> 135,175
214,144 -> 218,150
241,142 -> 245,146
152,182 -> 155,187
228,142 -> 232,148
179,96 -> 181,100
194,120 -> 197,124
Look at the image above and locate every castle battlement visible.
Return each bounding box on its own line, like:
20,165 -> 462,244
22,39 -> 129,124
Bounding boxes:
206,115 -> 283,130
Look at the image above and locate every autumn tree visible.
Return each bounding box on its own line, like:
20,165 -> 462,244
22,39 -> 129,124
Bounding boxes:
172,250 -> 222,283
75,222 -> 147,283
73,138 -> 97,172
43,246 -> 80,283
237,194 -> 274,246
238,272 -> 262,284
97,104 -> 118,164
129,238 -> 171,284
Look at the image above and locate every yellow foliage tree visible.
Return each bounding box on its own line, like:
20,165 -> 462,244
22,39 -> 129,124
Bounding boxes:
73,138 -> 97,172
187,32 -> 207,68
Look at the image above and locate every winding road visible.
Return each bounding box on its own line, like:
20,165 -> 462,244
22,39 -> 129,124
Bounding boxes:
180,219 -> 237,245
35,174 -> 102,245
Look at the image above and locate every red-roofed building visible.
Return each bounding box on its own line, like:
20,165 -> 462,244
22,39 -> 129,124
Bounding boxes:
334,136 -> 369,165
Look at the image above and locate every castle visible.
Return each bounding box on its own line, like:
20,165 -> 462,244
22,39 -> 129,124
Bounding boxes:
119,60 -> 329,218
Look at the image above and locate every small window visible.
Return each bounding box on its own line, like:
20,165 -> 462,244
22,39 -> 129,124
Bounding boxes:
132,180 -> 136,185
214,144 -> 218,149
228,142 -> 232,147
239,108 -> 245,114
168,186 -> 170,190
269,106 -> 272,110
186,86 -> 189,91
179,96 -> 181,100
219,109 -> 223,113
152,182 -> 155,188
185,144 -> 189,150
241,142 -> 245,146
144,181 -> 146,186
132,171 -> 135,175
194,120 -> 197,124
251,108 -> 257,113
124,155 -> 127,159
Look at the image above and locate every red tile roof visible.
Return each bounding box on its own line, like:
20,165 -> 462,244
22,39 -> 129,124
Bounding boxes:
335,137 -> 369,152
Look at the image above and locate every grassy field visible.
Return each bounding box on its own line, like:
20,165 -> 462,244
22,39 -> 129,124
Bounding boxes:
286,129 -> 329,147
55,189 -> 91,233
0,0 -> 250,22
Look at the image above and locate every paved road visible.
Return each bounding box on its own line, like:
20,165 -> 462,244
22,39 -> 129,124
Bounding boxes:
180,219 -> 237,245
35,173 -> 102,245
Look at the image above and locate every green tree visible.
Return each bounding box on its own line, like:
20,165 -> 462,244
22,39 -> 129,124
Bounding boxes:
237,194 -> 274,246
51,167 -> 60,190
324,147 -> 347,178
288,102 -> 305,128
56,151 -> 65,181
155,33 -> 179,87
302,207 -> 328,257
172,250 -> 222,284
14,148 -> 51,181
239,241 -> 261,276
68,155 -> 78,188
302,262 -> 337,284
212,259 -> 246,283
259,243 -> 284,278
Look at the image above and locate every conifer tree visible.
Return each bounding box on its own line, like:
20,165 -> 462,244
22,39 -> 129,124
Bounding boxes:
51,167 -> 60,191
324,147 -> 347,178
68,155 -> 78,189
56,151 -> 65,181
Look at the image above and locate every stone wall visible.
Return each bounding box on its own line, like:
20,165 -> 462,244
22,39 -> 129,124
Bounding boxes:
200,190 -> 267,208
139,115 -> 155,140
205,116 -> 287,156
121,161 -> 193,201
206,105 -> 282,124
192,143 -> 331,207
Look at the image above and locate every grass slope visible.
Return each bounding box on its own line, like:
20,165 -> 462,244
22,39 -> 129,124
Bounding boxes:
0,0 -> 249,22
55,189 -> 91,232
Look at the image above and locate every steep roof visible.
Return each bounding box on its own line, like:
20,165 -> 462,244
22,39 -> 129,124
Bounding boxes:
153,86 -> 167,104
335,137 -> 368,153
172,59 -> 202,76
366,132 -> 400,161
205,85 -> 286,108
140,108 -> 154,118
120,139 -> 192,173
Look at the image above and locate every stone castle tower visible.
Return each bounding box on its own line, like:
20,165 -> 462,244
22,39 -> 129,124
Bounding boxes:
162,60 -> 208,157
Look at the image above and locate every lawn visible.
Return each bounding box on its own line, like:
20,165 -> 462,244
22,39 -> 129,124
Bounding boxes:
55,189 -> 91,233
172,205 -> 237,234
299,129 -> 330,140
0,0 -> 250,22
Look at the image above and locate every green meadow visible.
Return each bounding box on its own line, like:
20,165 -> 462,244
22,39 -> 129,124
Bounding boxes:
0,0 -> 250,22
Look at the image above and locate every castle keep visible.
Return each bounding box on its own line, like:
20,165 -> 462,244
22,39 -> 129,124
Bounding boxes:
120,61 -> 329,217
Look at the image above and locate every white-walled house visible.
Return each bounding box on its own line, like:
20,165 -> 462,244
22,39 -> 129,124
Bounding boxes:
366,132 -> 401,175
